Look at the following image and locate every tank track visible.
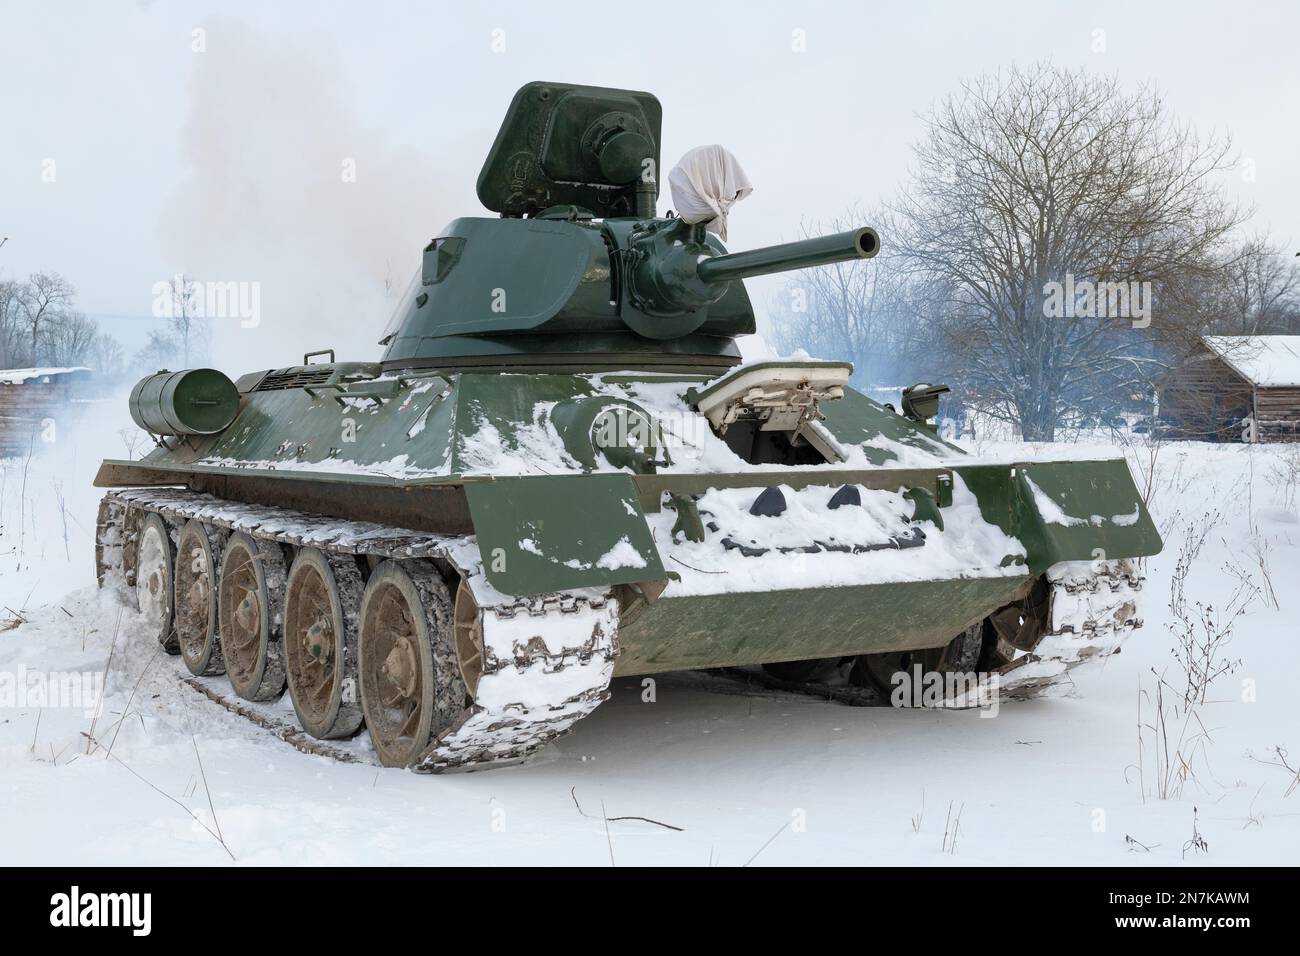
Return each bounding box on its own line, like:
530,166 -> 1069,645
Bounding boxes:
989,559 -> 1144,700
97,488 -> 618,772
418,587 -> 617,771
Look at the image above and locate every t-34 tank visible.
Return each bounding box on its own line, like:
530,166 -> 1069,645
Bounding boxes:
94,82 -> 1162,770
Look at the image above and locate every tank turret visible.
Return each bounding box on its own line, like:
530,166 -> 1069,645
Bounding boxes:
379,81 -> 878,371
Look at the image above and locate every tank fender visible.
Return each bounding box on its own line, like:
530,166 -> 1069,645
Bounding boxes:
464,474 -> 666,597
957,459 -> 1161,571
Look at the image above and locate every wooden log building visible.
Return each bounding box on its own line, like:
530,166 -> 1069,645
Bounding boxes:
1157,336 -> 1300,442
0,367 -> 92,457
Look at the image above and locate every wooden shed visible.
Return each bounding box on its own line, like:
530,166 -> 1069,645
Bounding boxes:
1157,336 -> 1300,442
0,367 -> 92,457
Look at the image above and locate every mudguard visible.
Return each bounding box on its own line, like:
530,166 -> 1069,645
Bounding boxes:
465,473 -> 666,596
958,459 -> 1161,571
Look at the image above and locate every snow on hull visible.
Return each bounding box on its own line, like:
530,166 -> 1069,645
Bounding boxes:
649,474 -> 1027,597
174,366 -> 1132,486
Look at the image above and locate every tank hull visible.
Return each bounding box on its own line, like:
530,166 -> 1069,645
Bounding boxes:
95,361 -> 1160,769
613,575 -> 1032,676
96,363 -> 1161,567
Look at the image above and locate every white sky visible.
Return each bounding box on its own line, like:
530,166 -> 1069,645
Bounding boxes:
1,0 -> 1296,370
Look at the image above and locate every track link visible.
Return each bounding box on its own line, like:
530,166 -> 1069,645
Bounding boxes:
991,559 -> 1144,700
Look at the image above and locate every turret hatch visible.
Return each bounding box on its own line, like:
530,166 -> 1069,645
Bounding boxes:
477,81 -> 662,220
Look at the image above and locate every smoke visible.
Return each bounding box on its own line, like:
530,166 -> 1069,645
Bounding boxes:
160,19 -> 466,373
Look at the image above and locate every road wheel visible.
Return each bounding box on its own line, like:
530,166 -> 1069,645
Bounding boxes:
135,512 -> 178,654
284,548 -> 364,739
358,560 -> 457,768
175,519 -> 224,676
218,532 -> 287,701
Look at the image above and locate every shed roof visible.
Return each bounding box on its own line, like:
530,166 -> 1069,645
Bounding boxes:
0,366 -> 92,385
1202,336 -> 1300,388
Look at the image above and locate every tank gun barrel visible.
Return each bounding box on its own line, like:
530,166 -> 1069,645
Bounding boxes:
619,222 -> 883,339
696,227 -> 879,284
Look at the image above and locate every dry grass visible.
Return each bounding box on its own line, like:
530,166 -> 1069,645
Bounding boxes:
83,730 -> 236,862
942,800 -> 964,854
1166,514 -> 1251,708
1133,669 -> 1216,802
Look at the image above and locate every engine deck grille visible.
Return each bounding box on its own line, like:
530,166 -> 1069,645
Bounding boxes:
254,367 -> 335,391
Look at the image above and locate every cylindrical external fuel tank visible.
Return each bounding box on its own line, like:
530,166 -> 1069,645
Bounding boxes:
129,369 -> 240,436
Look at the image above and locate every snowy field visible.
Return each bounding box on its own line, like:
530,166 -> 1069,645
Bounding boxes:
2,403 -> 1299,866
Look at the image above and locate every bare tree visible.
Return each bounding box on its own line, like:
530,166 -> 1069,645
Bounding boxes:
134,328 -> 181,373
0,279 -> 23,367
895,63 -> 1247,439
161,274 -> 209,366
1212,235 -> 1300,335
770,208 -> 920,386
44,311 -> 101,366
91,331 -> 127,381
0,273 -> 126,380
18,272 -> 77,366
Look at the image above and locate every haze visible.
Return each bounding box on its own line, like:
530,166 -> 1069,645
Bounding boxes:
1,0 -> 1295,372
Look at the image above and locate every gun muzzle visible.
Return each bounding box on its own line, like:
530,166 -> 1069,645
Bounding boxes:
696,227 -> 879,284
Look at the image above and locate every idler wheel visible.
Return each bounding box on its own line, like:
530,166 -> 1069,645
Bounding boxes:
452,578 -> 485,697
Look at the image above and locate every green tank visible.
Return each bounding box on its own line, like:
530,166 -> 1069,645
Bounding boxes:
94,82 -> 1161,771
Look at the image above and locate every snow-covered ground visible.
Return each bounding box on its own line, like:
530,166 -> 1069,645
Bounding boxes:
2,407 -> 1299,865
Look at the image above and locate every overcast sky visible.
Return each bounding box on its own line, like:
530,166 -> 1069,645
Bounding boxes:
1,0 -> 1296,370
